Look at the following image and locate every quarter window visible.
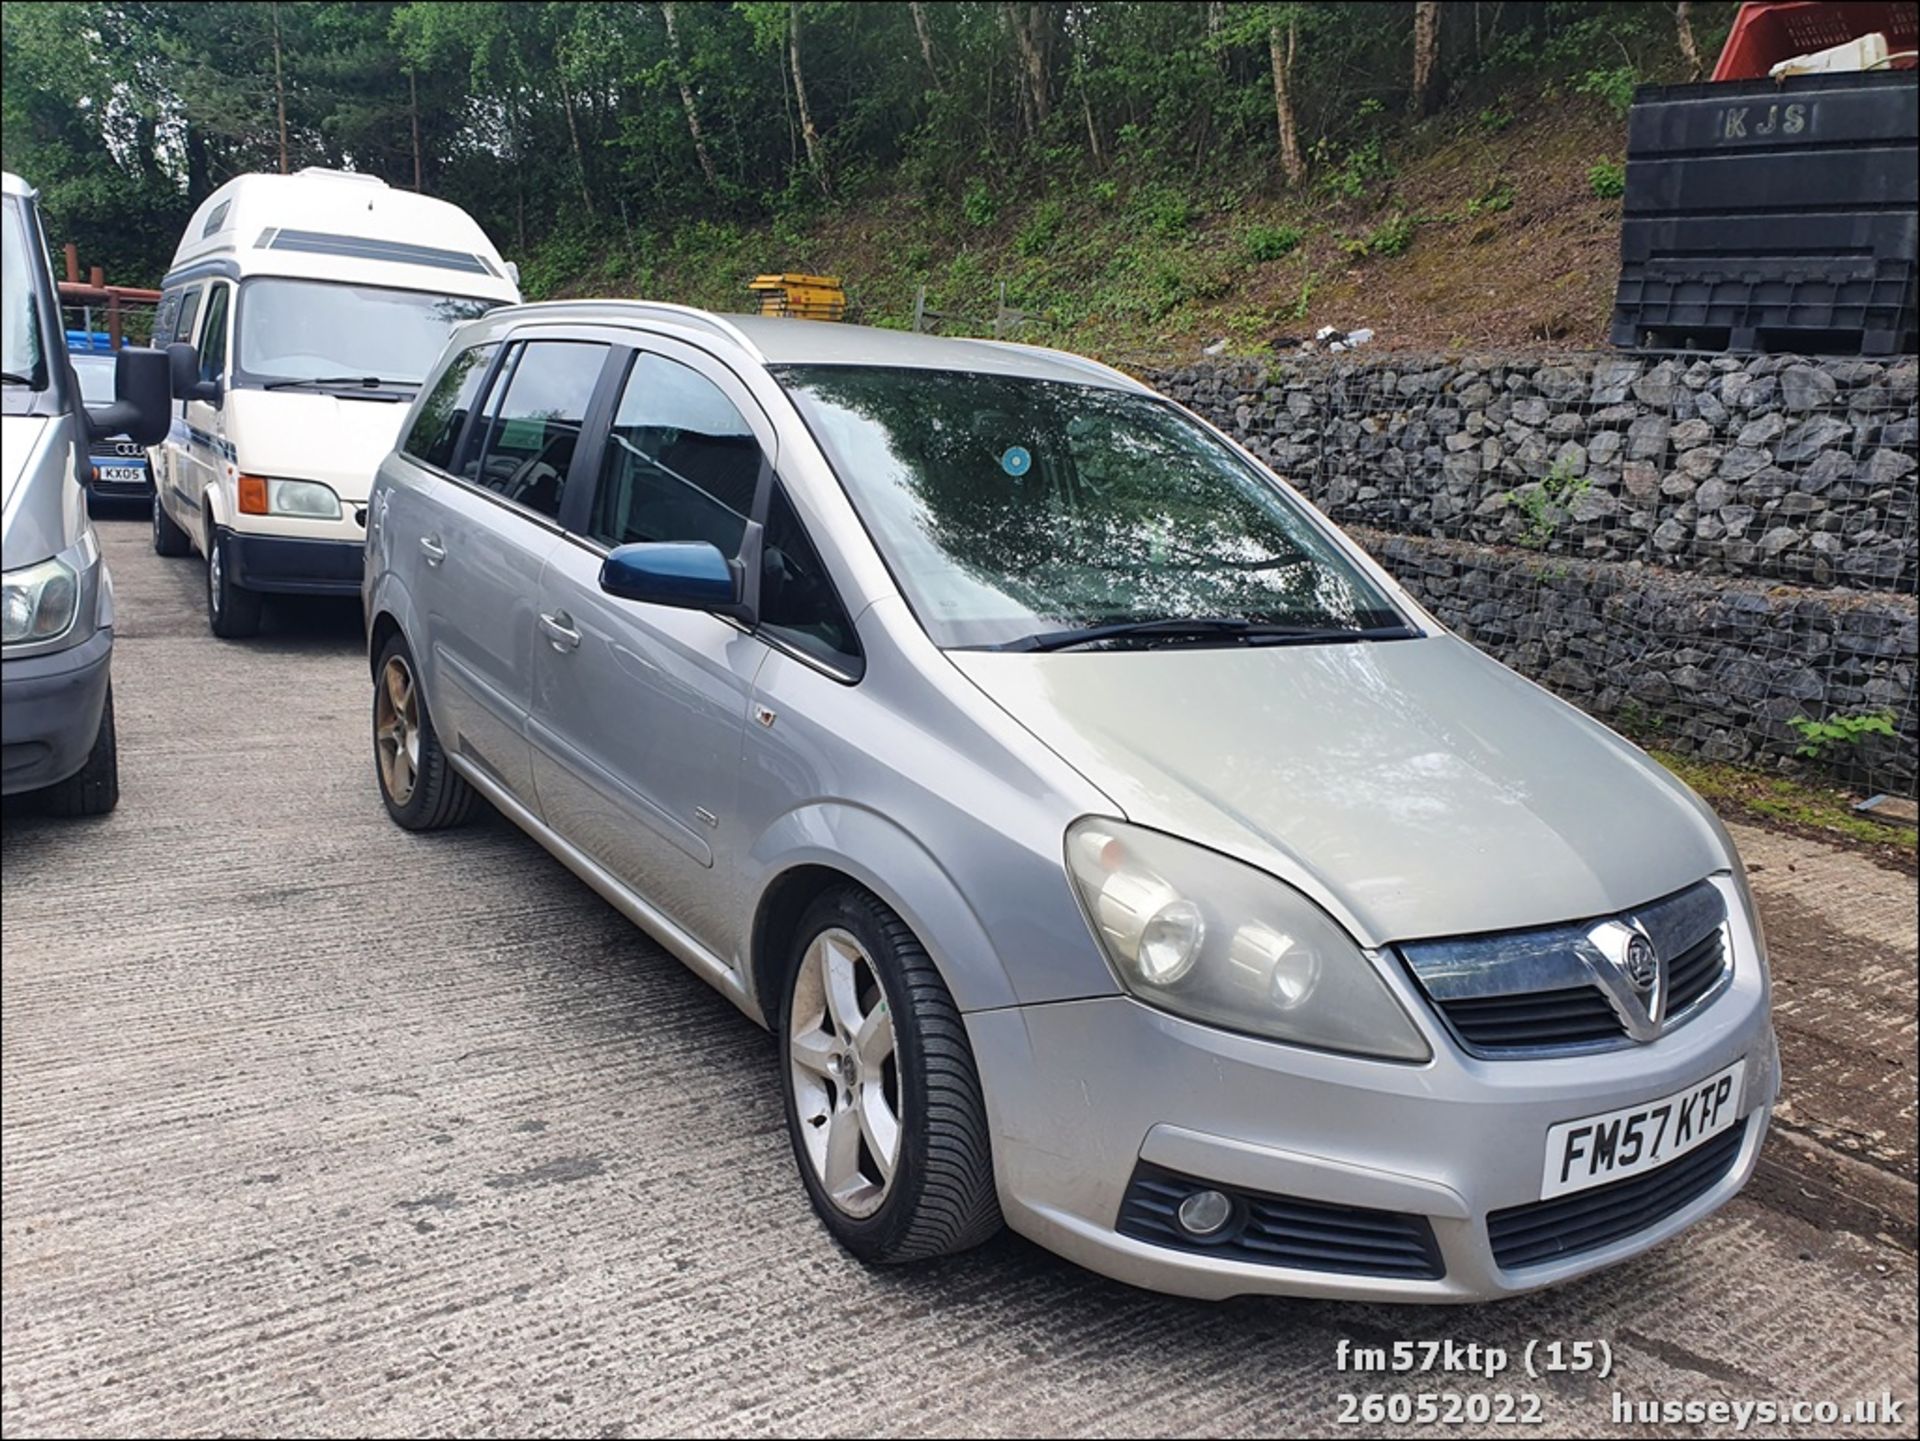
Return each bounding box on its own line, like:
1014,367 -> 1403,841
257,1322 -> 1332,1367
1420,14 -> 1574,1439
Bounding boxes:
463,340 -> 607,521
403,342 -> 496,472
761,486 -> 862,676
586,352 -> 763,557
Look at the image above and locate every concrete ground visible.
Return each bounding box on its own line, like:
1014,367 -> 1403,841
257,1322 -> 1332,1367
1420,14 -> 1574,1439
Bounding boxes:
3,518 -> 1915,1439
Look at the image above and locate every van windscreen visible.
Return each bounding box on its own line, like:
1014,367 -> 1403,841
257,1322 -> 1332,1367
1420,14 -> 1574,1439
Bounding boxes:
235,279 -> 496,391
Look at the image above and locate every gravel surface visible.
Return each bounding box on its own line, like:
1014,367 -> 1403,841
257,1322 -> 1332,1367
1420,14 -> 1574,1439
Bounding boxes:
4,518 -> 1915,1438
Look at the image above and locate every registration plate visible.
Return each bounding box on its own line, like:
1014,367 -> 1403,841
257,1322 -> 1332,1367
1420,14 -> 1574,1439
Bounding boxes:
97,464 -> 147,486
1541,1060 -> 1745,1199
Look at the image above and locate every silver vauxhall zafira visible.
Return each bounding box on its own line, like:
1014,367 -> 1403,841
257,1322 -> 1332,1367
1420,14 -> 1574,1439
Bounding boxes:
364,303 -> 1778,1301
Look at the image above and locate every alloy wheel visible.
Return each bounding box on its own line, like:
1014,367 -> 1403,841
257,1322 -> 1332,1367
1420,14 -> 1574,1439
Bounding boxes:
788,927 -> 903,1218
374,655 -> 422,805
207,538 -> 222,614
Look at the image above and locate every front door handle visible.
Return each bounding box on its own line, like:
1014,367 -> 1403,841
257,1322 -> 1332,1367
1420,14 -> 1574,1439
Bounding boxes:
539,610 -> 582,652
419,535 -> 447,566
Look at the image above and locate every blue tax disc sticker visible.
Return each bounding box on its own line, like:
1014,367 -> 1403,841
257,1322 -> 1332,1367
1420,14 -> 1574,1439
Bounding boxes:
1001,445 -> 1032,477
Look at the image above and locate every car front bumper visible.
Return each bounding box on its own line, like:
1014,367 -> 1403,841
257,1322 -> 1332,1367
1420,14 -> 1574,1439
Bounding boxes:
967,886 -> 1778,1302
1,626 -> 113,796
223,532 -> 364,597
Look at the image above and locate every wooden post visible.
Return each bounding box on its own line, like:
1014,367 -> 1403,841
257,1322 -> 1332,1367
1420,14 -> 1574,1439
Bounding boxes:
108,293 -> 123,349
913,285 -> 928,334
89,266 -> 104,289
64,243 -> 79,284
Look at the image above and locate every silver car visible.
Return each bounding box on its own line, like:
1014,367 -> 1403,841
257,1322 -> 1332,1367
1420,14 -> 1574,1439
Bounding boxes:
363,303 -> 1778,1302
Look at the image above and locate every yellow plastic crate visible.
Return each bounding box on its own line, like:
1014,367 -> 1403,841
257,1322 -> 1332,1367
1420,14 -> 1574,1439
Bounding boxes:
748,272 -> 846,322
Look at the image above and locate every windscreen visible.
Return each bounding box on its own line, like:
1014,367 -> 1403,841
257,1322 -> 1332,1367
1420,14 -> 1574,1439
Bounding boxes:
72,354 -> 116,405
235,278 -> 497,389
2,195 -> 48,397
778,365 -> 1404,650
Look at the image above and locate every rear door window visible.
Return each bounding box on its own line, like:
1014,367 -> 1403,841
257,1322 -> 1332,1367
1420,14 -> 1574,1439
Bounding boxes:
463,340 -> 607,521
404,342 -> 496,472
173,284 -> 204,347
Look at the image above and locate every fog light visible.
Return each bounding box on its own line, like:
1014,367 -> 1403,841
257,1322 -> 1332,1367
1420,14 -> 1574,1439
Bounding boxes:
1176,1188 -> 1233,1236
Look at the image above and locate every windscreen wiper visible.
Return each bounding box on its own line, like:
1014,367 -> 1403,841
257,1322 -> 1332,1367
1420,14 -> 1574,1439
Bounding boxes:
985,617 -> 1419,654
1,371 -> 36,386
261,374 -> 410,390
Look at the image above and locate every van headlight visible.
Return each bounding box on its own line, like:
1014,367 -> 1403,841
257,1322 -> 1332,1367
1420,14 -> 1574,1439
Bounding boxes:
268,479 -> 342,519
2,556 -> 80,647
1065,818 -> 1431,1061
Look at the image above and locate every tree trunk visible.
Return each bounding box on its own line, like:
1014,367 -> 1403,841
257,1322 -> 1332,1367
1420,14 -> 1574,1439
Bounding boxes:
1269,19 -> 1305,187
909,1 -> 941,89
1411,0 -> 1442,116
1675,1 -> 1703,79
270,2 -> 289,173
408,68 -> 424,191
1004,3 -> 1051,128
663,1 -> 722,192
560,81 -> 594,215
789,4 -> 831,197
1081,83 -> 1104,166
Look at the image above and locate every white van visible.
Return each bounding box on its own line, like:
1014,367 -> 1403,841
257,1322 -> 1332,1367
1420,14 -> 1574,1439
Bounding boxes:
149,169 -> 521,636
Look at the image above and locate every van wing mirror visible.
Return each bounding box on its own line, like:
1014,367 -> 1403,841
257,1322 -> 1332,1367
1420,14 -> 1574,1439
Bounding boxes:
599,541 -> 755,623
85,347 -> 171,447
166,341 -> 219,404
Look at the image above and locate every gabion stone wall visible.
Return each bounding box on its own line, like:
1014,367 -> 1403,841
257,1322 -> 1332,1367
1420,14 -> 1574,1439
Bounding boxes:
1137,352 -> 1919,796
1354,528 -> 1918,795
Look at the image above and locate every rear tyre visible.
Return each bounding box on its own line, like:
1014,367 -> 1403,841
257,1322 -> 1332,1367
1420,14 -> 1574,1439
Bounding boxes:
153,491 -> 192,557
372,633 -> 476,831
779,886 -> 1002,1264
205,525 -> 263,638
39,686 -> 120,818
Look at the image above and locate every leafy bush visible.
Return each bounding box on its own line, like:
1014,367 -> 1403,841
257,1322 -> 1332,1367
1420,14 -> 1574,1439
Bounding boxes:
1243,222 -> 1304,263
1788,710 -> 1898,760
1588,160 -> 1626,199
1134,187 -> 1192,237
1465,180 -> 1515,217
1477,98 -> 1515,132
1016,199 -> 1064,256
1576,65 -> 1640,115
1314,135 -> 1390,200
962,177 -> 996,228
1364,212 -> 1416,257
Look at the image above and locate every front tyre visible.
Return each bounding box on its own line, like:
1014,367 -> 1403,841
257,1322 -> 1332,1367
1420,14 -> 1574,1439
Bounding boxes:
372,633 -> 476,831
205,526 -> 263,638
780,886 -> 1002,1264
39,685 -> 120,817
153,491 -> 192,557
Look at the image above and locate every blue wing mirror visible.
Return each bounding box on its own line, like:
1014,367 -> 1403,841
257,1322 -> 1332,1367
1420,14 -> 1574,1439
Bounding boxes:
600,541 -> 755,623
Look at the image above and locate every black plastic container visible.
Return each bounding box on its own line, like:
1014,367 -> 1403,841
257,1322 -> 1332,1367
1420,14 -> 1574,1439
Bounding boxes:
1610,70 -> 1918,355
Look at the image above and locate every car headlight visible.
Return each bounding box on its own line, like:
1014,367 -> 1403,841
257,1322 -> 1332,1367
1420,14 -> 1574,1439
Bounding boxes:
2,556 -> 80,647
1065,818 -> 1431,1061
268,478 -> 342,519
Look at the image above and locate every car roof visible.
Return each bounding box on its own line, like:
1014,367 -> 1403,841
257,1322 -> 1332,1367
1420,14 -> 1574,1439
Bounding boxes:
485,301 -> 1148,392
2,171 -> 33,199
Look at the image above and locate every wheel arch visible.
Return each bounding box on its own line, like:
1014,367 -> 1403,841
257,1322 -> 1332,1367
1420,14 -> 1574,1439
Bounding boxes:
746,804 -> 1021,1026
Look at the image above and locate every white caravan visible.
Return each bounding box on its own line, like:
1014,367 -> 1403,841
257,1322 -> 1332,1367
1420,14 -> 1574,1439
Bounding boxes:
150,169 -> 521,636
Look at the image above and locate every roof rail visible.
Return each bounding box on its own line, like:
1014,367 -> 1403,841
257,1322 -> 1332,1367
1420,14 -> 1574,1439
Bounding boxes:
498,299 -> 765,362
294,167 -> 386,185
971,336 -> 1146,391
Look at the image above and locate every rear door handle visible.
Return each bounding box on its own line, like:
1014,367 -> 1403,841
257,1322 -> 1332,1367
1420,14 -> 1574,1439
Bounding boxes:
419,535 -> 447,565
539,610 -> 582,652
